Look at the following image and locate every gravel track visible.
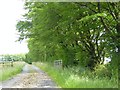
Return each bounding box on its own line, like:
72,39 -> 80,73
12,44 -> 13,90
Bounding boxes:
0,64 -> 58,88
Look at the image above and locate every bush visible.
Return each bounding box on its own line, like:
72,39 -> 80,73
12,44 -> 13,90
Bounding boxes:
94,64 -> 112,79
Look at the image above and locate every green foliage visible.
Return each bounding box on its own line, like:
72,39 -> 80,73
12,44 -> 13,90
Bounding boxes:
94,64 -> 112,79
1,54 -> 26,61
16,2 -> 119,70
75,49 -> 89,67
34,62 -> 118,88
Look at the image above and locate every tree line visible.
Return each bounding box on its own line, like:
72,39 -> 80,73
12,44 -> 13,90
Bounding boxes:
16,2 -> 120,70
0,54 -> 25,61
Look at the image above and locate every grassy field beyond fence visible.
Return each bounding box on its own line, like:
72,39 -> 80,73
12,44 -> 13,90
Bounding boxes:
0,61 -> 25,81
33,62 -> 118,88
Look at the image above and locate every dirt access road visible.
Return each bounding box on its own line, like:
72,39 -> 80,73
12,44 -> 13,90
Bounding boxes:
0,64 -> 58,89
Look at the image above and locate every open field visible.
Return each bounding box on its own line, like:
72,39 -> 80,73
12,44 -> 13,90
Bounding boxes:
0,61 -> 25,81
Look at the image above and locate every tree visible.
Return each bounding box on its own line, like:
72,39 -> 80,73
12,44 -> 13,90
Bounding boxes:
16,2 -> 119,70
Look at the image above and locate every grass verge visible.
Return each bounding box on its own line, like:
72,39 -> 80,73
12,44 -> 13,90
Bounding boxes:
0,61 -> 25,81
33,62 -> 118,88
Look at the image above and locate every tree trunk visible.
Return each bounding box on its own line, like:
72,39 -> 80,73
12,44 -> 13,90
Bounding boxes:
87,48 -> 98,70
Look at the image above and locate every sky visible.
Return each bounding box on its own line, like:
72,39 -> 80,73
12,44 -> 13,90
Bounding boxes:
0,0 -> 29,55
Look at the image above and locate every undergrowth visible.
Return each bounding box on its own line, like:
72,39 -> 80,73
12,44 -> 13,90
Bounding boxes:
34,62 -> 118,88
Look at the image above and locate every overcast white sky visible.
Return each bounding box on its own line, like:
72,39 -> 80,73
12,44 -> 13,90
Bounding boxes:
0,0 -> 29,55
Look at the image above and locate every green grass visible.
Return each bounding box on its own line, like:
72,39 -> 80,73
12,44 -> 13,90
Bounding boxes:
33,62 -> 118,88
0,61 -> 25,81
